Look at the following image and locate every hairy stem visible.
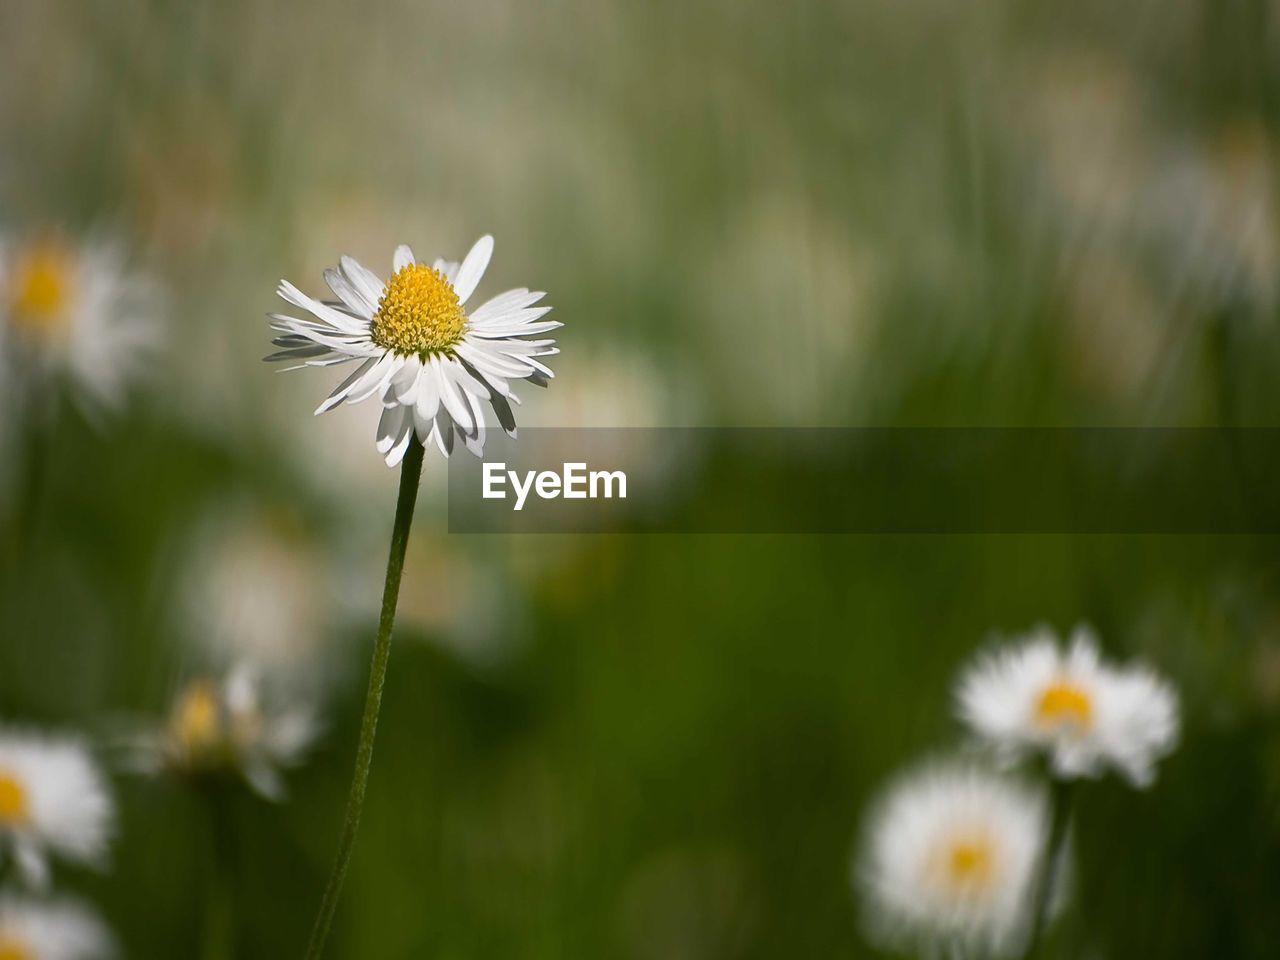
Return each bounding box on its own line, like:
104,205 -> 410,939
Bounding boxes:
305,437 -> 425,958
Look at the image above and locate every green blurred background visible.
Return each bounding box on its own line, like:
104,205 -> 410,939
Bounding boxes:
2,0 -> 1280,956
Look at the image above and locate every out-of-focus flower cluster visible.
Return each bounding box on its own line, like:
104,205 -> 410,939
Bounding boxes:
0,224 -> 324,956
0,587 -> 321,959
0,729 -> 114,958
855,624 -> 1180,958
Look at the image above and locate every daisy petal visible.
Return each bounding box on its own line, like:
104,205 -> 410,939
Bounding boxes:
385,414 -> 415,466
433,357 -> 474,434
460,389 -> 487,454
393,244 -> 416,272
376,404 -> 407,454
416,364 -> 442,421
468,288 -> 546,324
468,305 -> 554,332
432,258 -> 461,283
339,256 -> 385,310
452,235 -> 494,305
315,357 -> 376,414
263,344 -> 331,363
346,353 -> 401,404
323,268 -> 377,318
276,282 -> 368,335
391,356 -> 423,405
469,319 -> 562,339
490,390 -> 517,437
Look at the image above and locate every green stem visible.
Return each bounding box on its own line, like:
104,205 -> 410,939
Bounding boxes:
204,786 -> 235,960
305,437 -> 425,958
1022,777 -> 1074,960
8,376 -> 53,569
1,381 -> 53,717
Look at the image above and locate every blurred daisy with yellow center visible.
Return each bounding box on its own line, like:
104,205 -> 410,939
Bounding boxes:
127,666 -> 317,802
8,242 -> 75,340
0,771 -> 30,826
956,625 -> 1179,786
171,679 -> 225,760
1035,680 -> 1093,732
940,833 -> 997,892
858,763 -> 1046,958
0,731 -> 114,889
0,896 -> 114,960
0,232 -> 159,417
266,236 -> 560,465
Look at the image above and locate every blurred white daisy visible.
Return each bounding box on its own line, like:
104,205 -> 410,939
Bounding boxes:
0,232 -> 159,419
956,624 -> 1180,787
0,731 -> 113,889
178,502 -> 333,671
857,762 -> 1047,959
0,896 -> 114,960
128,665 -> 317,802
266,236 -> 560,465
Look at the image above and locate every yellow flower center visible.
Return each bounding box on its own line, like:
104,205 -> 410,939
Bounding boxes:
935,833 -> 997,895
369,263 -> 467,356
1035,680 -> 1094,732
0,770 -> 29,826
9,242 -> 74,339
0,935 -> 32,960
171,680 -> 224,756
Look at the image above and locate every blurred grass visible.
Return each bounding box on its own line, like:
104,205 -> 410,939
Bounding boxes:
3,0 -> 1280,956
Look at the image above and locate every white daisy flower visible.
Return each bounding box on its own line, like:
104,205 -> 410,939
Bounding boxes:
956,624 -> 1180,787
0,895 -> 114,960
266,236 -> 560,465
0,731 -> 114,890
0,232 -> 159,419
128,665 -> 318,802
857,762 -> 1047,959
